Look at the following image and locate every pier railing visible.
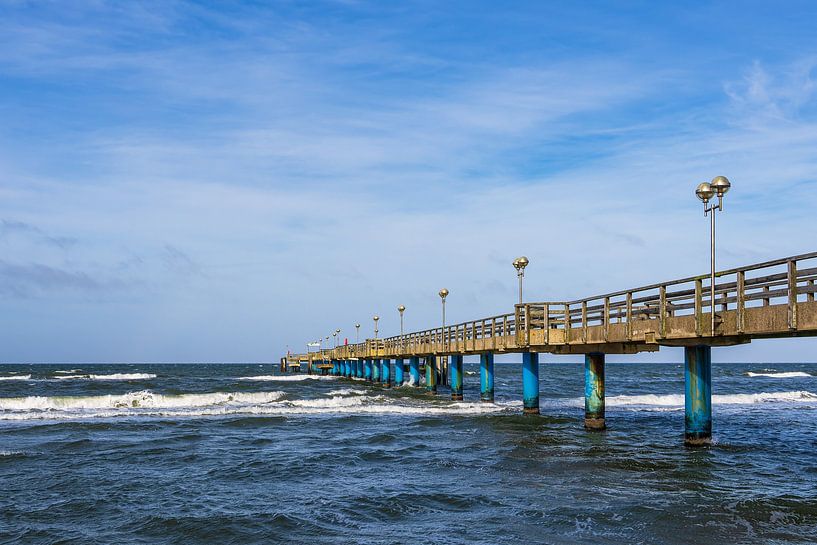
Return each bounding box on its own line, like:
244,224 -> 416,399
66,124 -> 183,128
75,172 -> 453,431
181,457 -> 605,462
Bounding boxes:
315,251 -> 817,360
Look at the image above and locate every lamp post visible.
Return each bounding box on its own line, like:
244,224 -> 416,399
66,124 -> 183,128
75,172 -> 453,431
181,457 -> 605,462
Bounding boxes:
513,256 -> 529,304
695,175 -> 732,336
332,331 -> 337,348
398,305 -> 405,350
438,289 -> 448,349
373,315 -> 379,340
355,323 -> 360,344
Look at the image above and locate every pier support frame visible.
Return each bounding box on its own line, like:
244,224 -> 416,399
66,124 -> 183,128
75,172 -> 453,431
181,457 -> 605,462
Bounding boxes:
450,355 -> 463,400
394,358 -> 404,386
522,352 -> 540,415
426,356 -> 438,394
364,359 -> 373,382
685,345 -> 712,447
355,360 -> 362,379
381,359 -> 391,388
480,352 -> 494,402
584,353 -> 606,430
409,357 -> 420,386
373,359 -> 381,383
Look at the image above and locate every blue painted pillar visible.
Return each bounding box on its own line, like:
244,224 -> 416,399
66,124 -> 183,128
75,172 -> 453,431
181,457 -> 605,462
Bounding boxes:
450,355 -> 463,400
345,359 -> 351,378
480,352 -> 494,402
426,356 -> 437,394
358,360 -> 364,378
685,345 -> 712,446
364,359 -> 373,382
394,358 -> 404,386
331,360 -> 337,375
522,352 -> 540,415
409,357 -> 420,386
372,358 -> 381,383
352,360 -> 359,378
381,359 -> 391,388
584,353 -> 605,430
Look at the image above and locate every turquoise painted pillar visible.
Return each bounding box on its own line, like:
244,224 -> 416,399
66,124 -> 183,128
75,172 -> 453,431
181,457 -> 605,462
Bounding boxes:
584,353 -> 605,430
381,359 -> 391,388
409,356 -> 420,386
480,352 -> 494,402
426,356 -> 437,394
685,345 -> 712,446
331,360 -> 338,375
364,359 -> 373,382
450,355 -> 463,400
373,358 -> 381,383
522,352 -> 540,415
394,358 -> 404,386
345,359 -> 351,378
353,360 -> 360,378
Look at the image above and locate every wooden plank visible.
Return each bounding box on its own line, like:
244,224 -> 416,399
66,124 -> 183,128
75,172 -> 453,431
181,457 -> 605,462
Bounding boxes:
695,279 -> 703,336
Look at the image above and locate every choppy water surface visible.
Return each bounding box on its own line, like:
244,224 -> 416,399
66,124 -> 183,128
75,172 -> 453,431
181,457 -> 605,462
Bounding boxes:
1,361 -> 817,544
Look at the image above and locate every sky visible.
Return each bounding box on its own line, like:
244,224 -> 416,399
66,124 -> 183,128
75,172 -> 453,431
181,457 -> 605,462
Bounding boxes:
1,1 -> 816,363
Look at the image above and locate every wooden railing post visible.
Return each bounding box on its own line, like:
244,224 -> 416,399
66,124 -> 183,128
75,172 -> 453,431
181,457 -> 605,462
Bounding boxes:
603,297 -> 610,342
543,304 -> 550,344
788,259 -> 798,330
694,279 -> 703,337
524,304 -> 531,346
659,285 -> 667,339
626,293 -> 633,341
564,303 -> 571,344
581,301 -> 588,342
737,271 -> 745,333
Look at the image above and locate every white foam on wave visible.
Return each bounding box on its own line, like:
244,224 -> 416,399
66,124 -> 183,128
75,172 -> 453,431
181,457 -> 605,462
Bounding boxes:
0,388 -> 514,421
0,374 -> 31,381
602,390 -> 817,408
326,388 -> 367,396
237,375 -> 338,382
54,369 -> 81,374
52,373 -> 157,381
0,390 -> 285,413
746,371 -> 812,378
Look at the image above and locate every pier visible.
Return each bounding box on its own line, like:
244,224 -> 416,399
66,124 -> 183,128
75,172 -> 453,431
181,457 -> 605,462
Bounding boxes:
285,251 -> 817,446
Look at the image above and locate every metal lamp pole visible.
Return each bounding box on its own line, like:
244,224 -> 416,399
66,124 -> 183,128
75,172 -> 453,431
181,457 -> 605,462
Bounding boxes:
695,175 -> 732,336
438,289 -> 448,349
398,305 -> 405,351
373,315 -> 379,340
513,256 -> 529,304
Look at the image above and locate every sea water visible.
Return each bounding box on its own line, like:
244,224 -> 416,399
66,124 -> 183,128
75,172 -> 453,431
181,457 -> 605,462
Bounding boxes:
1,361 -> 816,544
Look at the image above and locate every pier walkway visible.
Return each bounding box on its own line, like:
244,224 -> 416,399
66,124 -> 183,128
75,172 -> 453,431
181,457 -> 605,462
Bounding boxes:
284,251 -> 817,445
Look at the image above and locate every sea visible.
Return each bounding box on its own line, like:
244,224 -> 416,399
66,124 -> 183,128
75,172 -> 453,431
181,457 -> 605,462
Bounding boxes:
1,360 -> 816,545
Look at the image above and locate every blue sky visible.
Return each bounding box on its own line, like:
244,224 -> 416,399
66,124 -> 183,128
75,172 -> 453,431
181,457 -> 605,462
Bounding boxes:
1,1 -> 816,363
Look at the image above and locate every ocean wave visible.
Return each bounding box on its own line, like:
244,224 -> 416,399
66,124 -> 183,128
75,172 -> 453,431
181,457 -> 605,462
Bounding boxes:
603,390 -> 817,407
746,371 -> 812,378
52,373 -> 157,381
237,375 -> 338,382
0,389 -> 513,420
326,388 -> 367,396
0,374 -> 31,381
0,390 -> 285,412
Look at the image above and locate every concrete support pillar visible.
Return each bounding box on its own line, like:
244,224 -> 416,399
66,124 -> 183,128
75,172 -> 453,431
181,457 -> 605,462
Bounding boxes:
345,359 -> 352,378
409,357 -> 420,386
364,359 -> 373,382
685,345 -> 712,447
381,359 -> 391,388
522,352 -> 540,415
394,358 -> 404,386
373,358 -> 381,383
584,353 -> 606,430
353,360 -> 361,378
480,352 -> 494,402
426,356 -> 437,394
450,355 -> 463,400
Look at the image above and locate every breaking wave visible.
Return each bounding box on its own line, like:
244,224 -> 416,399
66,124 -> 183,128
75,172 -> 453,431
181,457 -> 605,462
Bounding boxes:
0,375 -> 31,381
746,371 -> 812,378
52,373 -> 157,381
604,391 -> 817,408
237,375 -> 338,382
0,389 -> 512,421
